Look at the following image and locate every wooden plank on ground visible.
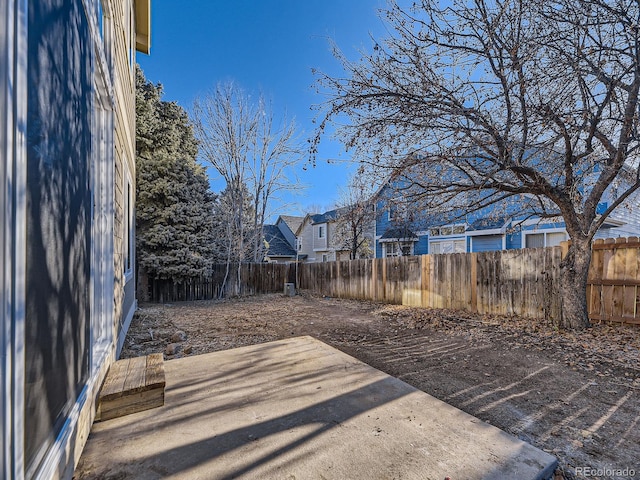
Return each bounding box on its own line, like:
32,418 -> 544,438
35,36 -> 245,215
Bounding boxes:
146,353 -> 166,388
122,356 -> 147,394
99,358 -> 131,400
96,354 -> 166,422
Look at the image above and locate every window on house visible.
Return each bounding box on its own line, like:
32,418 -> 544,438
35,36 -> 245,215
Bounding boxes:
430,224 -> 466,237
388,201 -> 414,223
318,225 -> 325,239
525,231 -> 567,248
384,242 -> 414,257
525,233 -> 544,248
322,253 -> 329,262
430,239 -> 466,254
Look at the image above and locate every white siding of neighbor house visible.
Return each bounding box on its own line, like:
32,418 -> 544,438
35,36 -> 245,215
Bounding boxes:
297,217 -> 317,261
595,191 -> 640,239
313,223 -> 329,251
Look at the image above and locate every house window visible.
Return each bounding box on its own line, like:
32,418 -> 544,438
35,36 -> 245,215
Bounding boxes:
384,242 -> 414,257
525,233 -> 544,248
388,201 -> 413,223
430,239 -> 466,254
430,224 -> 466,237
318,225 -> 325,239
525,231 -> 567,248
322,253 -> 329,262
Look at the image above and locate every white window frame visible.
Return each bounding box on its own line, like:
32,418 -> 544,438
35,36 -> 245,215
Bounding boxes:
383,242 -> 415,257
522,228 -> 568,249
2,1 -> 28,477
429,239 -> 466,255
429,223 -> 467,237
318,224 -> 325,239
469,234 -> 506,252
91,81 -> 115,374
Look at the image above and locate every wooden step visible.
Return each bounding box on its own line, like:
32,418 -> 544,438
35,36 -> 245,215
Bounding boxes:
96,353 -> 165,422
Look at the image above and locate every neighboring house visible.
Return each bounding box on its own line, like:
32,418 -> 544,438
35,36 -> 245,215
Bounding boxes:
375,174 -> 640,258
277,215 -> 305,258
1,0 -> 150,478
297,208 -> 375,262
262,215 -> 304,263
262,224 -> 297,263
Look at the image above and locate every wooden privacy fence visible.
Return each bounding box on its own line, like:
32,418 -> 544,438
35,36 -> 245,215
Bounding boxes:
297,248 -> 564,322
144,263 -> 293,302
142,237 -> 640,324
588,237 -> 640,324
297,238 -> 640,324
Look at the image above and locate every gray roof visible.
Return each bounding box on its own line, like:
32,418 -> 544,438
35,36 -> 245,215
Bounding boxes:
379,227 -> 418,242
467,216 -> 510,231
263,225 -> 296,258
278,215 -> 304,235
310,207 -> 347,225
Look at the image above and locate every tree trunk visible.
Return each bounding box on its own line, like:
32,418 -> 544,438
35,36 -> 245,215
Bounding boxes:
559,237 -> 592,329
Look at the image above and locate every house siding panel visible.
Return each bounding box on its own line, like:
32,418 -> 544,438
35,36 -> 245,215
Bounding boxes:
416,235 -> 429,255
313,223 -> 329,250
507,231 -> 522,250
298,217 -> 316,261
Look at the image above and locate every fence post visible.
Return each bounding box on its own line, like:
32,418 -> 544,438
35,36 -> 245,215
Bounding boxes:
470,252 -> 478,313
421,255 -> 429,308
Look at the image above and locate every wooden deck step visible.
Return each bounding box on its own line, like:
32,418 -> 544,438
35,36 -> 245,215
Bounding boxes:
96,353 -> 165,422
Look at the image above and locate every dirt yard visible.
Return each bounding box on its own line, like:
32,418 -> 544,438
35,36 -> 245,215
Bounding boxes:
121,292 -> 640,480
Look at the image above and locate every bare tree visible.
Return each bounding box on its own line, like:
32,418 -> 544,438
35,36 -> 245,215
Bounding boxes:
193,83 -> 255,295
193,82 -> 304,294
250,97 -> 305,262
313,0 -> 640,329
332,173 -> 375,259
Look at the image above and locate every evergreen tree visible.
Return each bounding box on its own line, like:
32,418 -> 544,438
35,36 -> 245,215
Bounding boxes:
135,66 -> 215,283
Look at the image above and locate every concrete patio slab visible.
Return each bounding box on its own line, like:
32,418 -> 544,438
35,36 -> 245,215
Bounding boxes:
75,336 -> 557,480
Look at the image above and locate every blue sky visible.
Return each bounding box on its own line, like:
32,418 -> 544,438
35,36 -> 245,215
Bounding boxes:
138,0 -> 389,220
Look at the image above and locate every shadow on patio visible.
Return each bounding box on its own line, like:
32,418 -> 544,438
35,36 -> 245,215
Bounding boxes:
74,336 -> 556,480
